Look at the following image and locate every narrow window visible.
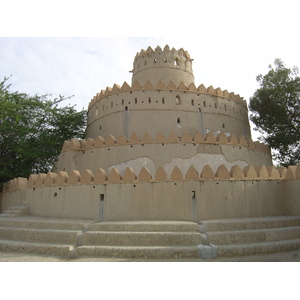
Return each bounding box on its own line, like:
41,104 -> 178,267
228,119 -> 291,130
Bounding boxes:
177,117 -> 181,124
176,95 -> 181,105
148,97 -> 151,103
175,58 -> 179,66
111,102 -> 113,108
203,101 -> 206,107
191,99 -> 194,106
125,106 -> 128,111
122,99 -> 124,105
222,123 -> 225,128
145,60 -> 147,65
99,125 -> 102,130
99,194 -> 104,222
164,58 -> 167,63
135,98 -> 137,104
95,107 -> 98,115
224,105 -> 227,111
162,97 -> 165,104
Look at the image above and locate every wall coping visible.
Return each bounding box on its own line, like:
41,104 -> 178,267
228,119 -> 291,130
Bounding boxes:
87,80 -> 247,110
3,164 -> 300,193
61,131 -> 271,155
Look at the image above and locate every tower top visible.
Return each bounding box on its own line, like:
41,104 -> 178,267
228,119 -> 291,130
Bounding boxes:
131,45 -> 195,87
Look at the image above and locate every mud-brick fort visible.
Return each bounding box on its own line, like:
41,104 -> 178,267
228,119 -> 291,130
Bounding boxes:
0,45 -> 299,260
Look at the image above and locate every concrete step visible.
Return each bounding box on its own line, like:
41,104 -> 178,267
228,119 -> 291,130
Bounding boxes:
82,231 -> 202,247
0,214 -> 16,218
0,239 -> 76,257
203,216 -> 300,232
76,245 -> 200,259
217,238 -> 300,257
1,206 -> 29,217
88,221 -> 199,232
208,226 -> 300,245
0,227 -> 81,244
0,217 -> 94,231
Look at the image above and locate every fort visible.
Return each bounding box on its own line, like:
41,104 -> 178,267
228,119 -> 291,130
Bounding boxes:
0,45 -> 299,260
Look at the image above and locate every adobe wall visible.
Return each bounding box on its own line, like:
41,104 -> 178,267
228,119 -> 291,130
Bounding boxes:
131,45 -> 194,87
286,178 -> 300,215
2,164 -> 299,221
53,132 -> 272,176
86,82 -> 251,140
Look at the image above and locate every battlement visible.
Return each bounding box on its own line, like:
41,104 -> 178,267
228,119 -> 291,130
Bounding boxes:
134,45 -> 192,60
88,80 -> 246,110
3,164 -> 300,192
61,131 -> 271,154
131,45 -> 194,87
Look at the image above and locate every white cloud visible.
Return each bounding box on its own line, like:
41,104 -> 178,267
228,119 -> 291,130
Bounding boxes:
1,36 -> 300,141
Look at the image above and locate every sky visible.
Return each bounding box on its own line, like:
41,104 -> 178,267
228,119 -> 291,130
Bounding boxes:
1,1 -> 300,142
1,0 -> 299,295
1,36 -> 299,140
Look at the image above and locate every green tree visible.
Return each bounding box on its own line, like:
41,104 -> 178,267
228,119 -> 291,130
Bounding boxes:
0,76 -> 87,188
249,59 -> 300,167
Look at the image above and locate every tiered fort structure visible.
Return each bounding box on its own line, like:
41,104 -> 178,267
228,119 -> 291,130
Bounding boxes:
55,45 -> 271,177
0,45 -> 299,260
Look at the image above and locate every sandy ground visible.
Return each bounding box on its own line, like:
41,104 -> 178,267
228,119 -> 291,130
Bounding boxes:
0,248 -> 300,262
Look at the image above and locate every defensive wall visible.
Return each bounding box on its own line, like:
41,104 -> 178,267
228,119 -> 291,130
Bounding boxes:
86,80 -> 251,140
53,131 -> 272,176
1,164 -> 299,222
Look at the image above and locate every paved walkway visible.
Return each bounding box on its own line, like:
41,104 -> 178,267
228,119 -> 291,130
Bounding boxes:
1,248 -> 300,262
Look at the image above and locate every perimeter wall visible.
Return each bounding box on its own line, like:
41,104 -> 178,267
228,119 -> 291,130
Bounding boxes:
1,164 -> 299,221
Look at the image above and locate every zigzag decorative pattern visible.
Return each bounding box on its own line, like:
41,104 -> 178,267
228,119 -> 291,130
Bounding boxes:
134,45 -> 191,59
61,131 -> 271,154
4,164 -> 300,192
88,80 -> 246,110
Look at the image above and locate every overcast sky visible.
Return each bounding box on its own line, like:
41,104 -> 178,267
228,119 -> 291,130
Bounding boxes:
1,0 -> 299,293
1,1 -> 300,141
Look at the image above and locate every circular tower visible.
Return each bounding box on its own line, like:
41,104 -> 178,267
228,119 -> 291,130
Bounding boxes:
131,45 -> 194,87
56,45 -> 272,182
86,45 -> 252,141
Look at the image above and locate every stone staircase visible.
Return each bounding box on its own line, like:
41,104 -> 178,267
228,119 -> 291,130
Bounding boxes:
76,221 -> 202,259
1,213 -> 300,260
0,205 -> 29,218
0,216 -> 202,259
201,215 -> 300,257
0,216 -> 93,257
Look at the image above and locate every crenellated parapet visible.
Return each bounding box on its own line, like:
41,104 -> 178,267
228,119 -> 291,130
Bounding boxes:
88,80 -> 247,110
131,45 -> 194,87
4,164 -> 300,192
60,131 -> 271,154
134,45 -> 192,60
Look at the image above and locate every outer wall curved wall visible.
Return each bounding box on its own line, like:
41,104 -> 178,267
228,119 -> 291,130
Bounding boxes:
53,143 -> 273,177
2,179 -> 298,221
86,90 -> 251,140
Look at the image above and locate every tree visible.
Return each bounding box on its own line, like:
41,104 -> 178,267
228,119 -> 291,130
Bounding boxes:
0,76 -> 87,188
249,59 -> 300,167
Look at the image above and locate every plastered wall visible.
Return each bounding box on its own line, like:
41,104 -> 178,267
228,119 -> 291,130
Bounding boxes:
2,164 -> 299,221
131,45 -> 194,87
53,131 -> 272,176
86,82 -> 251,140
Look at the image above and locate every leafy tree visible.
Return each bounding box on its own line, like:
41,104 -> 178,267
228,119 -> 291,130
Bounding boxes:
249,59 -> 300,167
0,76 -> 87,188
